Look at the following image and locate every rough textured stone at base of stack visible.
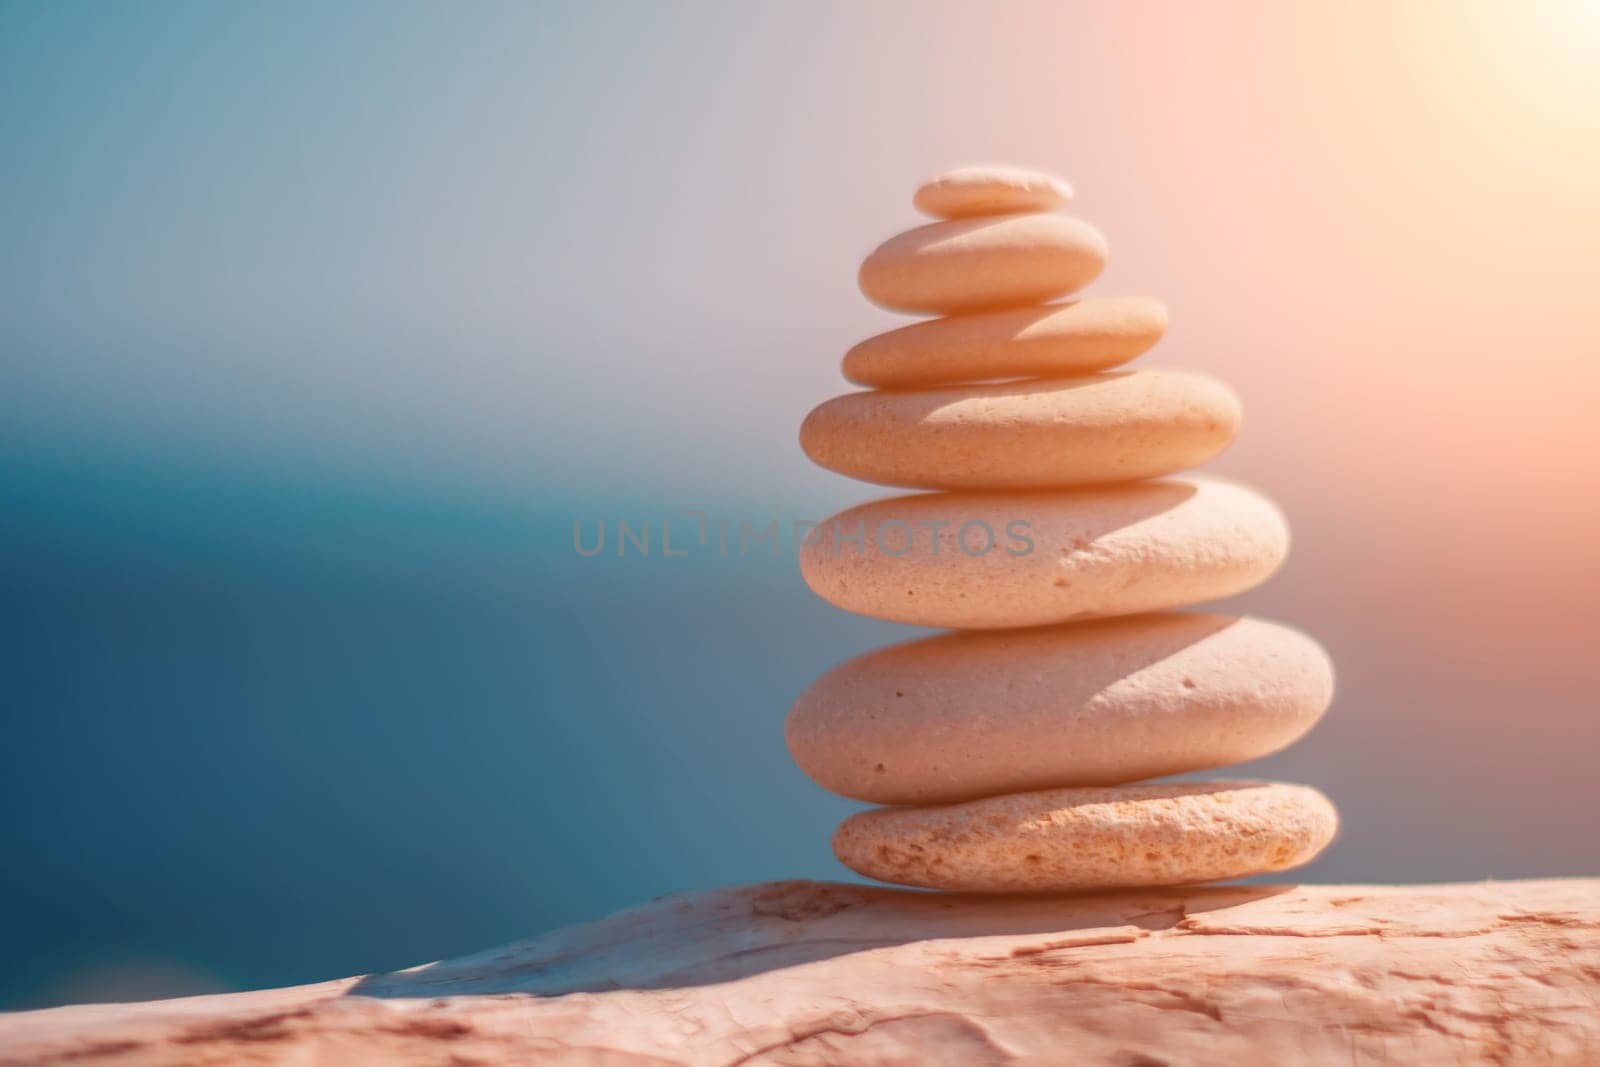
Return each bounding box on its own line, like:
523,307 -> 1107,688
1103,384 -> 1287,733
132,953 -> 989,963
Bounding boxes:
832,779 -> 1338,892
4,879 -> 1596,1066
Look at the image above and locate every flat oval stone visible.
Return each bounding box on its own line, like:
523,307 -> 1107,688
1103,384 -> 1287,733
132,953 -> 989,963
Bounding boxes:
858,214 -> 1107,315
797,477 -> 1288,629
913,165 -> 1073,219
832,780 -> 1338,892
842,297 -> 1168,389
799,370 -> 1240,490
788,613 -> 1333,805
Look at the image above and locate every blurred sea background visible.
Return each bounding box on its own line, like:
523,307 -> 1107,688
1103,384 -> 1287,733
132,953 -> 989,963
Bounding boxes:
4,0 -> 1599,1009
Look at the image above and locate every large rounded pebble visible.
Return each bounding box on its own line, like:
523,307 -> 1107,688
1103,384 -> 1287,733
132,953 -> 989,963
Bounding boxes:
797,477 -> 1288,629
842,297 -> 1168,389
788,613 -> 1333,805
832,780 -> 1338,892
913,165 -> 1073,219
858,214 -> 1107,315
799,370 -> 1240,491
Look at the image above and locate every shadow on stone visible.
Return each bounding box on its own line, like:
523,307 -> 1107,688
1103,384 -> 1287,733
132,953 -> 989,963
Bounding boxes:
346,879 -> 1296,998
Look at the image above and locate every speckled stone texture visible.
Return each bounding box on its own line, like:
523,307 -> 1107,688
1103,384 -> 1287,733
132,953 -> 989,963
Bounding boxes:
787,613 -> 1333,804
831,780 -> 1338,891
798,477 -> 1289,630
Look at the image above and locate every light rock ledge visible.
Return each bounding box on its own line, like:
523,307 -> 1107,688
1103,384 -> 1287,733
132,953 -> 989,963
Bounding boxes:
2,878 -> 1597,1065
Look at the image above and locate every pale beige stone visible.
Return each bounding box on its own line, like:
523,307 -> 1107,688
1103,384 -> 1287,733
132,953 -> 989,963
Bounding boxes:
787,613 -> 1333,805
800,370 -> 1239,490
798,477 -> 1288,629
913,164 -> 1073,218
842,297 -> 1168,389
858,214 -> 1107,315
833,780 -> 1337,893
5,879 -> 1598,1065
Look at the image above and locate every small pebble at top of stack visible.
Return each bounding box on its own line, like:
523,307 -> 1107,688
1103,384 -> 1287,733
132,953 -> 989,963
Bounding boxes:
913,165 -> 1074,219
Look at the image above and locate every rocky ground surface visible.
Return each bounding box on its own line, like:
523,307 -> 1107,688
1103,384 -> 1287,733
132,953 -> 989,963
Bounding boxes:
3,878 -> 1597,1065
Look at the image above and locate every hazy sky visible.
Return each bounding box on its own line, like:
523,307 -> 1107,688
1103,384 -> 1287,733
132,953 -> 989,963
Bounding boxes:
6,2 -> 1598,497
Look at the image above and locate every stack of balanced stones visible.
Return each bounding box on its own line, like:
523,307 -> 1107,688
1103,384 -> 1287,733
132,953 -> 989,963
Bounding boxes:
789,165 -> 1338,892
